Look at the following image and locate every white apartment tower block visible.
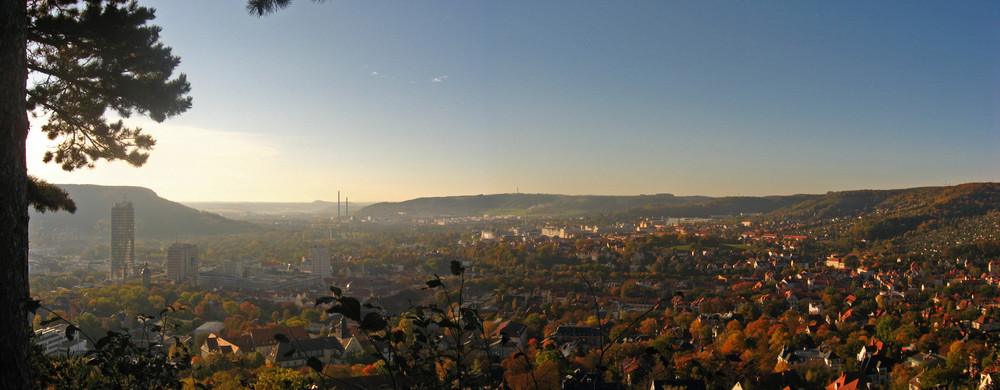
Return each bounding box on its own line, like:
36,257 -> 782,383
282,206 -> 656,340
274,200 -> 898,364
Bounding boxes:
310,246 -> 331,278
167,243 -> 199,284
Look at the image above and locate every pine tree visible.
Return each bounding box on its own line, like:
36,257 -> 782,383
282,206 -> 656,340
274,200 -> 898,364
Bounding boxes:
28,0 -> 191,171
246,0 -> 295,16
1,1 -> 190,388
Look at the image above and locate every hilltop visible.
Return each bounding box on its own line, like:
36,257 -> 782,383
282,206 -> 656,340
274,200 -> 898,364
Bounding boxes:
354,193 -> 711,219
771,182 -> 1000,221
752,183 -> 1000,255
352,184 -> 1000,250
352,192 -> 836,220
621,194 -> 820,219
29,184 -> 255,241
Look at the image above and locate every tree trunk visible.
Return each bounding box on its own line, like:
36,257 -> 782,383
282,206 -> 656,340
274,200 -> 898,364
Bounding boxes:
0,0 -> 31,388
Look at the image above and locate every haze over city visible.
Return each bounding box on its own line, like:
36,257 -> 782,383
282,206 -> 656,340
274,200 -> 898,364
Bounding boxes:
25,1 -> 1000,203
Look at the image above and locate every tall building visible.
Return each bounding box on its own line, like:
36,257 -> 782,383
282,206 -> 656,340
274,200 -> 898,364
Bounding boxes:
141,263 -> 151,288
167,243 -> 199,284
110,199 -> 134,281
310,246 -> 331,278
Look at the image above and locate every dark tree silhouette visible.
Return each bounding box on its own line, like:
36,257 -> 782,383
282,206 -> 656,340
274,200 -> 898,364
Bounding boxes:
1,1 -> 190,388
246,0 -> 325,17
247,0 -> 294,16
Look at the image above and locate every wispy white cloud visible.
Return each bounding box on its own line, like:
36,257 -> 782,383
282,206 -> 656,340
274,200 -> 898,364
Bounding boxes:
432,75 -> 449,83
370,70 -> 398,80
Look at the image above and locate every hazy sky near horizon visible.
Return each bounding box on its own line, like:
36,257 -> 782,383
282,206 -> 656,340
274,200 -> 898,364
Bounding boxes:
26,1 -> 1000,202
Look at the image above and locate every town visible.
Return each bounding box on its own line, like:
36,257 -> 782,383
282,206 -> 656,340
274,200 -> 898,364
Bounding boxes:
27,186 -> 1000,390
9,1 -> 998,389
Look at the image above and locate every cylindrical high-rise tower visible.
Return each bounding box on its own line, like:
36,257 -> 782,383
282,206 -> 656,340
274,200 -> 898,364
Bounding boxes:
111,198 -> 135,281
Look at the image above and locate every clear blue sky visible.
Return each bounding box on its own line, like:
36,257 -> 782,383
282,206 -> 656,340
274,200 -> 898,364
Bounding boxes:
26,1 -> 1000,202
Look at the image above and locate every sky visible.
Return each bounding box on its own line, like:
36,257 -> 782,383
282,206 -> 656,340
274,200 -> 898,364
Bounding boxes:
25,1 -> 1000,202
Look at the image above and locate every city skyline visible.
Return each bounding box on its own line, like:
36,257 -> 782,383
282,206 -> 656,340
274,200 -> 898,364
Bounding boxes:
24,1 -> 1000,203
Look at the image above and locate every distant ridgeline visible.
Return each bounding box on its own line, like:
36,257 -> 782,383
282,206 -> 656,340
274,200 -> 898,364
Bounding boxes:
770,182 -> 1000,220
622,194 -> 819,219
355,193 -> 712,219
760,182 -> 1000,245
29,182 -> 1000,241
354,192 -> 817,219
354,183 -> 1000,223
29,184 -> 255,240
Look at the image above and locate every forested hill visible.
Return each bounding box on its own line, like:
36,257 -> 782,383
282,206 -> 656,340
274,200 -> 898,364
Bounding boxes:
622,195 -> 819,219
355,193 -> 711,218
766,182 -> 1000,221
355,183 -> 1000,222
752,183 -> 1000,249
29,184 -> 255,240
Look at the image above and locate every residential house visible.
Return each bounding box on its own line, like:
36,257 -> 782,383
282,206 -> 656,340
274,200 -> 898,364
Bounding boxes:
857,339 -> 885,361
201,333 -> 251,357
551,325 -> 603,350
246,325 -> 309,357
907,352 -> 945,368
778,346 -> 841,370
489,320 -> 528,357
826,371 -> 865,390
786,291 -> 800,311
858,355 -> 894,387
265,336 -> 344,368
973,316 -> 1000,332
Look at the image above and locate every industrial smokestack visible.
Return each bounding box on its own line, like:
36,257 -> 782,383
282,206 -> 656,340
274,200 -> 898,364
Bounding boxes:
337,191 -> 341,218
